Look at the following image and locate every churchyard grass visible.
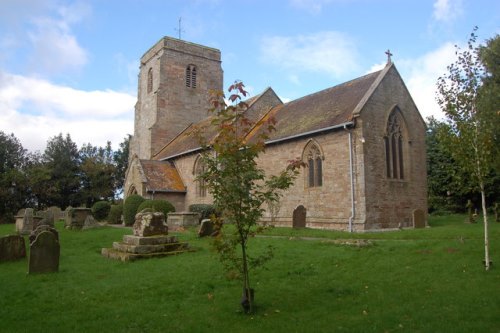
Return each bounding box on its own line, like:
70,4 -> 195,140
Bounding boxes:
0,215 -> 499,332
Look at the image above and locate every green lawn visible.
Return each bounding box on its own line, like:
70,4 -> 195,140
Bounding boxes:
1,216 -> 499,333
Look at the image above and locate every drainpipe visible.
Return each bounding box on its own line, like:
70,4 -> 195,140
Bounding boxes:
345,125 -> 355,233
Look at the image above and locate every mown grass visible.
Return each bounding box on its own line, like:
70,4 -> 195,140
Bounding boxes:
1,216 -> 499,333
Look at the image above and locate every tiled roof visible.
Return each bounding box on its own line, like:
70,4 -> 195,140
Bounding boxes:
140,160 -> 186,192
155,67 -> 384,161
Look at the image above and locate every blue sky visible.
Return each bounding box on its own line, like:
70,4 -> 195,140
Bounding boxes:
0,0 -> 498,152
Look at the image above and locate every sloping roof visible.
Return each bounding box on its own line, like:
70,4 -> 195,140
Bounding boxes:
139,160 -> 186,192
155,66 -> 386,161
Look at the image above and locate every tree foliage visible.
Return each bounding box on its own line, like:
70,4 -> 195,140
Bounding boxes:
436,27 -> 498,270
195,81 -> 303,313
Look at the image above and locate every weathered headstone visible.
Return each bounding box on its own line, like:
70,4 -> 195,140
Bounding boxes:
0,235 -> 26,262
15,208 -> 35,235
133,210 -> 168,237
65,207 -> 92,230
413,209 -> 426,228
39,209 -> 55,227
83,215 -> 100,230
47,206 -> 63,221
292,205 -> 307,228
28,228 -> 60,274
198,219 -> 215,237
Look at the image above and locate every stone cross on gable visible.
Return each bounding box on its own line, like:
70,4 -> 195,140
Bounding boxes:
385,49 -> 393,64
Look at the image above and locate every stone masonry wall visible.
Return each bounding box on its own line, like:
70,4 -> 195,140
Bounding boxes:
359,66 -> 428,229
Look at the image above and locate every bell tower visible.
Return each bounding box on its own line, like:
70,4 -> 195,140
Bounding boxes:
130,37 -> 223,160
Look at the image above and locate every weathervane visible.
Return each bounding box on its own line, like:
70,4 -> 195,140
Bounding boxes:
385,49 -> 393,64
175,17 -> 185,40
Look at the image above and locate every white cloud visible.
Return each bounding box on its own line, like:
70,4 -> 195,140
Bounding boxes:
27,2 -> 90,75
0,71 -> 135,152
260,31 -> 360,79
398,42 -> 458,120
433,0 -> 463,23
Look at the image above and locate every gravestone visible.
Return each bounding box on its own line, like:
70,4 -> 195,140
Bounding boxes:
0,235 -> 26,262
293,205 -> 307,228
15,208 -> 35,235
39,209 -> 55,227
65,208 -> 92,230
47,206 -> 63,221
28,227 -> 60,274
167,212 -> 201,230
198,219 -> 215,237
413,209 -> 426,228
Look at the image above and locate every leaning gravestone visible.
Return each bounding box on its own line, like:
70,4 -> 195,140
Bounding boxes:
292,205 -> 307,228
198,219 -> 215,237
28,226 -> 60,274
0,235 -> 26,262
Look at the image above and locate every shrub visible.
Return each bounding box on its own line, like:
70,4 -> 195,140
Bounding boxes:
123,195 -> 146,226
91,201 -> 111,221
189,204 -> 217,222
137,199 -> 175,218
107,203 -> 123,224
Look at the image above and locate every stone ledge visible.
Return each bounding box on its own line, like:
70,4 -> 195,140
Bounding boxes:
122,235 -> 178,245
112,241 -> 188,254
101,247 -> 193,262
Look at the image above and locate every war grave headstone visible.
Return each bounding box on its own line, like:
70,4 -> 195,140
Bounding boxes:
28,225 -> 60,274
0,235 -> 26,262
102,209 -> 190,262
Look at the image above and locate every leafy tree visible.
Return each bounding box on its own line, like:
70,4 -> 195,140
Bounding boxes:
436,27 -> 498,270
426,117 -> 475,213
0,132 -> 29,223
196,81 -> 302,313
113,135 -> 130,197
79,142 -> 116,206
42,133 -> 81,209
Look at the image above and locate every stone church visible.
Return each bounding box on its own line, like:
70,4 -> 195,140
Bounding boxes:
124,36 -> 428,231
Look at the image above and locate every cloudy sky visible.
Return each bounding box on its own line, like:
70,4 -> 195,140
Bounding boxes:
0,0 -> 498,152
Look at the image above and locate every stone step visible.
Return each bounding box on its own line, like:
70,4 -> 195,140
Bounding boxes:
101,247 -> 193,262
112,241 -> 189,254
122,235 -> 178,246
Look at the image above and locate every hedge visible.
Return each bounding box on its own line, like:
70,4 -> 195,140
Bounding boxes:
91,201 -> 111,221
123,195 -> 146,226
107,203 -> 123,224
137,199 -> 175,218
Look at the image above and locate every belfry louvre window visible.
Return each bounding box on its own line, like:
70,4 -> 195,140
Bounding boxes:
186,65 -> 197,88
147,68 -> 153,93
384,108 -> 406,180
303,141 -> 323,188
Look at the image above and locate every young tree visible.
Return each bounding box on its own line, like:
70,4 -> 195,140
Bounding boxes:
436,27 -> 498,270
196,82 -> 302,313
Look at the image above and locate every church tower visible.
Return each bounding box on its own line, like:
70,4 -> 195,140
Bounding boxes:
130,37 -> 223,160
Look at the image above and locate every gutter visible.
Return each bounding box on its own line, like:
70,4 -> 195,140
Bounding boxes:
345,125 -> 355,233
265,121 -> 355,146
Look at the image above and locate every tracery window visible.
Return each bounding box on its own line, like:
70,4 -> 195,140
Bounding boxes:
186,65 -> 197,88
384,108 -> 406,180
303,141 -> 323,188
147,68 -> 153,93
194,156 -> 207,197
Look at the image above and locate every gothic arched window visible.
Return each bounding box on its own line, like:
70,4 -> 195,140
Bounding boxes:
194,156 -> 207,197
186,65 -> 197,88
147,68 -> 153,93
384,108 -> 406,180
303,141 -> 324,188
